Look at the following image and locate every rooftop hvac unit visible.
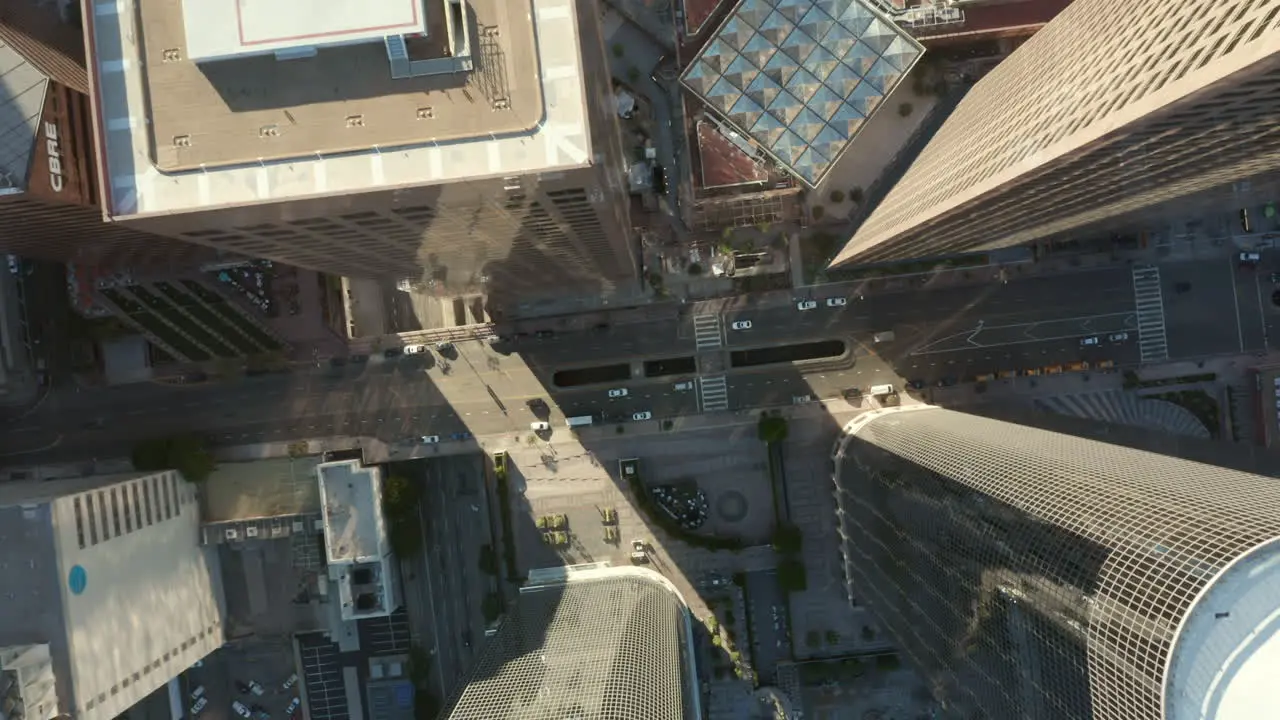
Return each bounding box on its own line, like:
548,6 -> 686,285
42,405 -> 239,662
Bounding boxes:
245,526 -> 260,538
225,528 -> 239,541
293,520 -> 305,533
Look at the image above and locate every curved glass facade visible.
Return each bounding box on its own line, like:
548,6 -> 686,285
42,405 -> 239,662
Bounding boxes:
833,406 -> 1280,719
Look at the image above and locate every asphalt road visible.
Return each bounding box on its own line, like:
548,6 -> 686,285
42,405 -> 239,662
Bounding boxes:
0,262 -> 1222,466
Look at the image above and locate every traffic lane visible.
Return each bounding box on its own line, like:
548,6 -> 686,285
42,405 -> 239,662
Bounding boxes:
886,336 -> 1143,383
506,323 -> 691,366
1163,258 -> 1254,357
899,311 -> 1138,356
424,459 -> 471,685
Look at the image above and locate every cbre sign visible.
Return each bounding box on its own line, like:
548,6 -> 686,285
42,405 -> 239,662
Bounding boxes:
44,122 -> 64,192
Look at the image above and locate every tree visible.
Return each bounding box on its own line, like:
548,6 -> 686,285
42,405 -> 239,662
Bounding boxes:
482,592 -> 503,623
849,186 -> 864,204
688,263 -> 703,276
772,523 -> 803,554
777,557 -> 808,592
811,204 -> 826,221
898,101 -> 914,117
757,415 -> 789,444
825,630 -> 840,646
611,43 -> 624,58
627,66 -> 641,83
132,434 -> 216,483
829,189 -> 846,203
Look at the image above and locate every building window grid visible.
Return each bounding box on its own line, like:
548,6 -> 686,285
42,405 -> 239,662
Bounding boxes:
143,480 -> 153,525
74,497 -> 86,549
86,494 -> 98,545
98,491 -> 110,540
110,489 -> 122,537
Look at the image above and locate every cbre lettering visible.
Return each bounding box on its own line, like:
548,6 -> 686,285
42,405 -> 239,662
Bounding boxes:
45,122 -> 63,192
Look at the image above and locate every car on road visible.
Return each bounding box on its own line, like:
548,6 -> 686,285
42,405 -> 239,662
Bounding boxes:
232,702 -> 252,719
825,297 -> 848,307
935,376 -> 958,387
608,388 -> 628,398
403,344 -> 428,354
842,387 -> 863,401
1174,281 -> 1192,293
383,347 -> 403,359
1239,251 -> 1262,266
535,329 -> 555,339
191,698 -> 208,716
796,300 -> 817,311
674,381 -> 694,391
450,431 -> 473,441
285,698 -> 300,717
419,435 -> 440,444
731,320 -> 752,331
530,421 -> 551,431
1080,336 -> 1100,347
6,255 -> 19,275
1271,271 -> 1280,283
434,341 -> 453,351
905,379 -> 926,390
1107,332 -> 1129,343
792,394 -> 813,404
632,411 -> 652,421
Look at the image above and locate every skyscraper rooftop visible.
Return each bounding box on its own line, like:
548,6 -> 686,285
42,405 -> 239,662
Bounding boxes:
440,565 -> 699,720
86,0 -> 593,216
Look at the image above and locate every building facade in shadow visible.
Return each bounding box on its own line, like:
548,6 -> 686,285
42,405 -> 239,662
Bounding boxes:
833,404 -> 1280,719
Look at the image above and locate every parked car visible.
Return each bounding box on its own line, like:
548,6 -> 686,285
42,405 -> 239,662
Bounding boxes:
419,435 -> 440,444
731,320 -> 752,330
1080,336 -> 1100,347
403,344 -> 427,354
825,297 -> 848,307
248,681 -> 265,697
191,687 -> 206,701
674,381 -> 694,391
383,347 -> 403,359
796,300 -> 817,311
1271,272 -> 1280,283
285,698 -> 301,717
608,388 -> 628,398
232,702 -> 252,719
1107,332 -> 1129,342
281,674 -> 298,691
191,698 -> 209,716
632,411 -> 652,421
530,421 -> 551,431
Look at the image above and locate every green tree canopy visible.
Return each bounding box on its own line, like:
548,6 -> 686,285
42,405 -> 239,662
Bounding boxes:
771,523 -> 803,554
757,415 -> 789,443
131,434 -> 216,482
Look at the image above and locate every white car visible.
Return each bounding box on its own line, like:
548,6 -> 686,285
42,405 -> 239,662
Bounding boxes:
530,421 -> 550,431
632,411 -> 652,421
419,435 -> 440,444
190,698 -> 208,716
285,698 -> 301,716
1080,336 -> 1100,347
608,388 -> 628,398
825,297 -> 848,307
248,682 -> 265,697
674,381 -> 694,391
796,300 -> 817,311
1107,332 -> 1129,343
731,320 -> 752,331
232,702 -> 252,719
282,673 -> 298,691
792,395 -> 814,404
403,344 -> 428,354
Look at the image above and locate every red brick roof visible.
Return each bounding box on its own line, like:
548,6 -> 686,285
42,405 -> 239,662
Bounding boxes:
683,0 -> 728,36
696,121 -> 767,189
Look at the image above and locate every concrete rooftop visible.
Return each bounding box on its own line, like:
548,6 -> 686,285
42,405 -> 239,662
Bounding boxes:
86,0 -> 593,217
318,460 -> 386,564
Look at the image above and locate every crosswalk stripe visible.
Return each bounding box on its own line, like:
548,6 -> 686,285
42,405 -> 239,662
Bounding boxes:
1131,264 -> 1169,363
698,375 -> 729,412
693,315 -> 723,350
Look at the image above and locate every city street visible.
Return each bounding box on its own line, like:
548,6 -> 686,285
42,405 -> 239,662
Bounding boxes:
2,257 -> 1267,468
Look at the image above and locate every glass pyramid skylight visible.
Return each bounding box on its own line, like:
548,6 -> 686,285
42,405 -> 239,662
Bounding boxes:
680,0 -> 924,187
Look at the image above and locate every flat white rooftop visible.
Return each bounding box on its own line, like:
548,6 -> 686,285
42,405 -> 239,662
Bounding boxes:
181,0 -> 428,62
87,0 -> 592,218
317,460 -> 386,565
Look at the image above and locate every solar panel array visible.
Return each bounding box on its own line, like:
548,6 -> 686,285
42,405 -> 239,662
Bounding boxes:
682,0 -> 923,186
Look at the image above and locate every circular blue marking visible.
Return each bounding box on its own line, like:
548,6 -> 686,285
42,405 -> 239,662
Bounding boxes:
68,565 -> 87,595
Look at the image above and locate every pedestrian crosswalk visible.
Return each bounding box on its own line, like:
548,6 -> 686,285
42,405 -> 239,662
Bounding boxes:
698,375 -> 729,412
693,314 -> 723,350
1131,265 -> 1169,363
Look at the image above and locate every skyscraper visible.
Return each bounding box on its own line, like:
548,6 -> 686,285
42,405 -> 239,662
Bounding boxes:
83,0 -> 637,308
833,404 -> 1280,719
0,470 -> 225,720
831,0 -> 1280,266
0,1 -> 209,272
439,565 -> 701,720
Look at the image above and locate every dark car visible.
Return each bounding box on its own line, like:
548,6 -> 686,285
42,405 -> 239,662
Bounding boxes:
535,329 -> 555,340
841,388 -> 863,401
936,376 -> 958,387
1174,281 -> 1192,294
652,165 -> 668,194
905,379 -> 926,390
451,431 -> 473,441
1270,272 -> 1280,284
350,354 -> 369,364
383,347 -> 403,359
